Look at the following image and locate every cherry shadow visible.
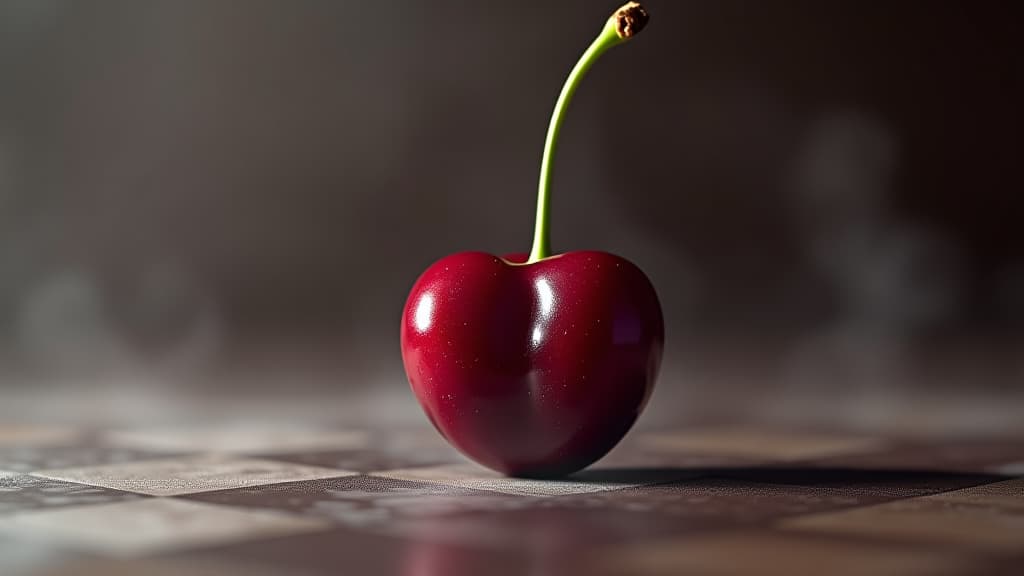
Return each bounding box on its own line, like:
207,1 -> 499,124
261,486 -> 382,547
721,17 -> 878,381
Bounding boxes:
567,465 -> 1009,493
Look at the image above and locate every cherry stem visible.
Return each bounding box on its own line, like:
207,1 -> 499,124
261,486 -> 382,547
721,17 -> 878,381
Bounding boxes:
527,2 -> 649,264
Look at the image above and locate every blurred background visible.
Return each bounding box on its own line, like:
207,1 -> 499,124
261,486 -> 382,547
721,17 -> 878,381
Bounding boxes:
1,1 -> 1021,430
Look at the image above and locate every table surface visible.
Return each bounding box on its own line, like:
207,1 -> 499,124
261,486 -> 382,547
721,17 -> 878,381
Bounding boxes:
1,420 -> 1022,576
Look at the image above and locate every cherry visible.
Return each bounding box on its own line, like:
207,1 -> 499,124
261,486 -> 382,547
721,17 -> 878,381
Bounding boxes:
401,3 -> 662,478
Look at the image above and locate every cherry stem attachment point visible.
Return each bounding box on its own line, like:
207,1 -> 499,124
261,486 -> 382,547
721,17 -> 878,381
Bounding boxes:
527,2 -> 649,264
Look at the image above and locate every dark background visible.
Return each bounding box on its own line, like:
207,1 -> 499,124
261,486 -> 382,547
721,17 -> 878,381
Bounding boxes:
1,1 -> 1021,424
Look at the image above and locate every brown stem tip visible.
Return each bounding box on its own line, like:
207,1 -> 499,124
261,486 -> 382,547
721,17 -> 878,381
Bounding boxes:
613,2 -> 649,40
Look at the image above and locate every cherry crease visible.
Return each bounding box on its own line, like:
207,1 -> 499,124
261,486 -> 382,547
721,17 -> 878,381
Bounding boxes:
400,250 -> 664,478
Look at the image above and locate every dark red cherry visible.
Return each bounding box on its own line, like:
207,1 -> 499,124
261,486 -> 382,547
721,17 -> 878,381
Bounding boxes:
401,251 -> 663,477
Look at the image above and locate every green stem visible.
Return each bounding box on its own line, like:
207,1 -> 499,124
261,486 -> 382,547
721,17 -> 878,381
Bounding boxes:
527,3 -> 649,263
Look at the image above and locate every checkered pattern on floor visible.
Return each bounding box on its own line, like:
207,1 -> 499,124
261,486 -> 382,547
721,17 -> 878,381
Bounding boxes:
1,424 -> 1022,575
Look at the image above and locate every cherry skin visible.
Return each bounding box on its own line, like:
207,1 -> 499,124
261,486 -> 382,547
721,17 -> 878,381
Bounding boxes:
400,251 -> 663,478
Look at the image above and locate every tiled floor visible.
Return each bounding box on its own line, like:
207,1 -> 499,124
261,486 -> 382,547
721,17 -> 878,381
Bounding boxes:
0,422 -> 1021,575
34,455 -> 356,497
